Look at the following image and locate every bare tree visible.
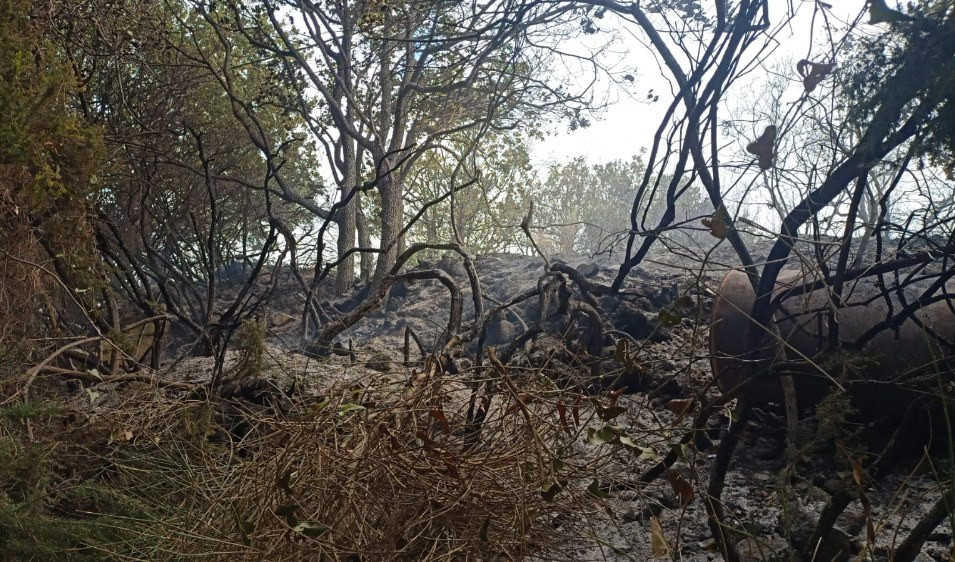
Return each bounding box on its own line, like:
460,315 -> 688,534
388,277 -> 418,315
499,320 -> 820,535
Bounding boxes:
573,0 -> 955,558
195,0 -> 591,291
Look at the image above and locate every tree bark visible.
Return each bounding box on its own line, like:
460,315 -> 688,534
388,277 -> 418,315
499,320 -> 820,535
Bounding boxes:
373,157 -> 404,282
356,191 -> 373,283
335,138 -> 357,295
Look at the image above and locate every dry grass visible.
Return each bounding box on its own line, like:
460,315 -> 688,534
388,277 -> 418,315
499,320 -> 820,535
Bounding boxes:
193,360 -> 612,560
4,355 -> 622,561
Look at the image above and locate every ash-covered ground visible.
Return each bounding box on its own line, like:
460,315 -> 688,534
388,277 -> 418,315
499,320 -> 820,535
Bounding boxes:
139,237 -> 954,561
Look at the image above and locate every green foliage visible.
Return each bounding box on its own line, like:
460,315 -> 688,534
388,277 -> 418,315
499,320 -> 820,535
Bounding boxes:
0,435 -> 147,560
0,437 -> 63,559
406,131 -> 542,254
841,0 -> 955,175
644,0 -> 710,25
0,0 -> 103,209
536,155 -> 709,255
814,390 -> 855,447
1,401 -> 61,423
0,0 -> 105,376
47,1 -> 327,340
407,141 -> 711,257
66,1 -> 321,267
0,408 -> 229,560
546,157 -> 648,254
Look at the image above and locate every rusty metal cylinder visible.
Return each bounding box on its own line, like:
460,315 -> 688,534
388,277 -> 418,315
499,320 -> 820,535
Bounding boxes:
709,269 -> 955,405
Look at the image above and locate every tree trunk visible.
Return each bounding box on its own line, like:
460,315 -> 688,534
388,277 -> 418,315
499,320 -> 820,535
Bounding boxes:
335,139 -> 357,296
373,161 -> 403,282
356,191 -> 373,283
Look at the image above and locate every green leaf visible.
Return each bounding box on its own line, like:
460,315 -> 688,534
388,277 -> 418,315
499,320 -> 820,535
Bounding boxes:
619,435 -> 657,460
636,446 -> 659,461
541,480 -> 566,502
338,403 -> 366,416
479,515 -> 491,542
85,388 -> 101,403
536,373 -> 556,390
618,434 -> 639,449
587,425 -> 621,445
309,397 -> 331,414
614,339 -> 643,372
614,339 -> 629,363
292,520 -> 328,538
275,503 -> 300,518
276,469 -> 295,495
587,479 -> 610,499
658,308 -> 682,327
231,505 -> 254,546
596,404 -> 626,421
680,443 -> 691,462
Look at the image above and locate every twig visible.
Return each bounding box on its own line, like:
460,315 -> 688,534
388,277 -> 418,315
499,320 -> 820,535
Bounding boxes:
38,366 -> 194,391
704,400 -> 751,562
891,482 -> 955,562
521,201 -> 550,271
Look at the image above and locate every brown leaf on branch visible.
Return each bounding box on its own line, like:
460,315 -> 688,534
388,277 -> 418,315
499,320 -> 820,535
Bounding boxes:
701,204 -> 730,239
666,469 -> 695,506
746,125 -> 777,170
796,59 -> 835,92
665,398 -> 695,418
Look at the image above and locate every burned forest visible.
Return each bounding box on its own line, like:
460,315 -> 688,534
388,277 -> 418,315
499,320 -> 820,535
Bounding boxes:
2,0 -> 955,560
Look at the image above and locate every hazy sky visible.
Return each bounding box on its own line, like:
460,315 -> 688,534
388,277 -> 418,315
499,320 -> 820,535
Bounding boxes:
531,0 -> 870,167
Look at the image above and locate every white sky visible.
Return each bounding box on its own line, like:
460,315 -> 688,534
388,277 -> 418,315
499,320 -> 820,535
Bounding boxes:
531,0 -> 870,167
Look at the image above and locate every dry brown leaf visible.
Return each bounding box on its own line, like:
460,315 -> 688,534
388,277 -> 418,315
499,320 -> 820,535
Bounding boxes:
701,205 -> 730,239
746,125 -> 777,170
650,516 -> 670,559
608,387 -> 626,405
556,402 -> 572,434
797,59 -> 835,92
665,398 -> 695,418
429,407 -> 451,433
803,74 -> 825,92
666,469 -> 695,506
505,394 -> 537,416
